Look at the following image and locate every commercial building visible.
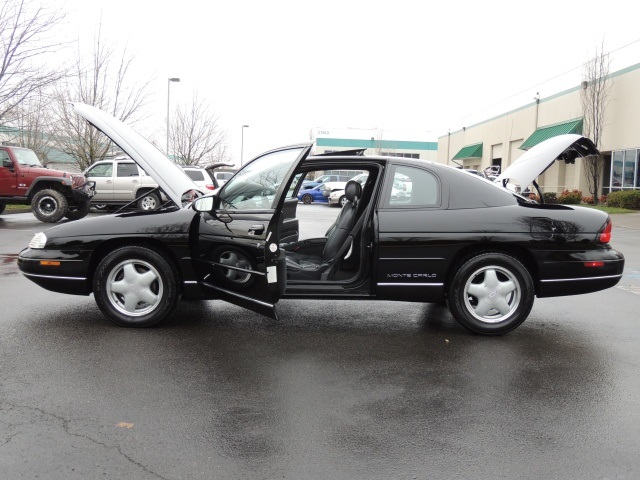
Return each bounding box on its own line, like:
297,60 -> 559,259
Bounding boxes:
313,127 -> 438,161
438,62 -> 640,196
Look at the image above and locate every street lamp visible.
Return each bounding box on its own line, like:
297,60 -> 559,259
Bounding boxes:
166,77 -> 181,157
240,124 -> 249,166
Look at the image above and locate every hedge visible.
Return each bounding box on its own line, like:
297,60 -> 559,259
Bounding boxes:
606,190 -> 640,209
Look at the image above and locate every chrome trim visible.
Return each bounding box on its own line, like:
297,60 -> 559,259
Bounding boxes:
22,272 -> 86,281
183,280 -> 198,284
378,282 -> 444,287
379,257 -> 444,261
540,274 -> 623,283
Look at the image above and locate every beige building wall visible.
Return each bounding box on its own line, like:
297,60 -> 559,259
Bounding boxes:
438,62 -> 640,195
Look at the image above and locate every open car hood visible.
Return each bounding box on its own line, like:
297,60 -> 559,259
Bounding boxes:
495,134 -> 599,189
73,103 -> 199,207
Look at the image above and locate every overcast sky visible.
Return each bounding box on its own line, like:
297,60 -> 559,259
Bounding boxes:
61,0 -> 640,165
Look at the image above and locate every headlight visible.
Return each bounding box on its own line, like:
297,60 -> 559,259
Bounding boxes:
28,232 -> 47,249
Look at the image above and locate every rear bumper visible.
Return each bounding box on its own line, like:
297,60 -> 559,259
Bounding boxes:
536,248 -> 624,297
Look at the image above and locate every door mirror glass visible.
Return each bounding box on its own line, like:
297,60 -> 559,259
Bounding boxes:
193,196 -> 214,212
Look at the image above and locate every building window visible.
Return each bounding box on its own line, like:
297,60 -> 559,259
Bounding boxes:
610,149 -> 640,190
380,151 -> 420,159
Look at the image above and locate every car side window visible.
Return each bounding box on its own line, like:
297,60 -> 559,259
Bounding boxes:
117,163 -> 139,177
86,163 -> 113,177
385,165 -> 439,208
220,147 -> 305,210
0,150 -> 10,163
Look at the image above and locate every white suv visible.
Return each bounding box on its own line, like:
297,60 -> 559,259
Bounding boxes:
84,157 -> 165,211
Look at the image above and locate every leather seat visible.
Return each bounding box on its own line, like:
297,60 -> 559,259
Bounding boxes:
285,180 -> 362,280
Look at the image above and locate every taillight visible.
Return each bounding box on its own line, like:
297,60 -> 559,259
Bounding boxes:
206,184 -> 215,190
598,218 -> 612,244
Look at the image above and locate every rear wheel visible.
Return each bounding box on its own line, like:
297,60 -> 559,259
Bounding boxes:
138,192 -> 160,211
447,253 -> 534,335
32,189 -> 68,223
64,200 -> 91,220
93,246 -> 178,327
301,194 -> 313,204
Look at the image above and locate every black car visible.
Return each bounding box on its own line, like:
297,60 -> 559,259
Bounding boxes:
17,104 -> 625,335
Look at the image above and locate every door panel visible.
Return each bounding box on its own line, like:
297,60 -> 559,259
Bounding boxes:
192,144 -> 312,318
281,197 -> 299,244
85,162 -> 114,201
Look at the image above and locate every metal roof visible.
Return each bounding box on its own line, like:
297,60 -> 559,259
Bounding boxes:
452,142 -> 483,160
519,119 -> 583,151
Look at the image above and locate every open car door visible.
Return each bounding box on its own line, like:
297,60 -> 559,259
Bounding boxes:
191,144 -> 312,319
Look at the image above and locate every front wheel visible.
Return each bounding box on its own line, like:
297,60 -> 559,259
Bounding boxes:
447,253 -> 534,335
0,203 -> 5,215
301,194 -> 313,204
32,189 -> 68,223
93,246 -> 178,327
339,195 -> 347,207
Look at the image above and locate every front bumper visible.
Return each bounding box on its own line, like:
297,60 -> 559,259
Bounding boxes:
17,247 -> 92,295
72,181 -> 96,202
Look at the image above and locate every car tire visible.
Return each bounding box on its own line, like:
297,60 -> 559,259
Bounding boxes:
301,194 -> 313,204
138,192 -> 160,211
64,200 -> 91,220
32,189 -> 68,223
0,203 -> 5,215
447,252 -> 534,335
339,195 -> 347,207
211,246 -> 255,290
93,246 -> 178,327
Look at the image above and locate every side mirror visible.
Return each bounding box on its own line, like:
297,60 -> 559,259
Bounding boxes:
2,159 -> 13,169
192,196 -> 214,212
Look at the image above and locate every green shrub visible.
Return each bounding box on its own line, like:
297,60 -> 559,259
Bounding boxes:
542,192 -> 557,204
607,190 -> 640,209
557,189 -> 582,205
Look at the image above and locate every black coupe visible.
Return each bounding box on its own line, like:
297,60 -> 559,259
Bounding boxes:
17,104 -> 625,334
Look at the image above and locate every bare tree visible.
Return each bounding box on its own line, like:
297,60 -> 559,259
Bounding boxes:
50,22 -> 151,171
580,41 -> 611,204
169,92 -> 229,166
5,88 -> 51,160
0,0 -> 66,123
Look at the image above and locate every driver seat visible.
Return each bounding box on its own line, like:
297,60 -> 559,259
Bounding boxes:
285,180 -> 362,280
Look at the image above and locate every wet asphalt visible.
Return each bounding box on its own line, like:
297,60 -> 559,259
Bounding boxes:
1,209 -> 639,479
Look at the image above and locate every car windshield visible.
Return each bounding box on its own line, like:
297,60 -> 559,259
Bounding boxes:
219,147 -> 304,210
13,149 -> 43,167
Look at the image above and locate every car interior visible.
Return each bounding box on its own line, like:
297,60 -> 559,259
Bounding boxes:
282,166 -> 380,283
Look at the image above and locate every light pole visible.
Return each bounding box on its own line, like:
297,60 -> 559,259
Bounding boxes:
166,77 -> 180,157
240,124 -> 249,166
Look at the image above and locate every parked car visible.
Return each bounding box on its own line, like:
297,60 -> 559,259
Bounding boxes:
181,166 -> 216,191
212,170 -> 235,187
297,184 -> 329,204
328,173 -> 368,206
84,156 -> 166,211
0,145 -> 95,223
18,103 -> 625,335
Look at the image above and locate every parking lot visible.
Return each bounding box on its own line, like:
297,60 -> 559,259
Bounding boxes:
1,207 -> 640,479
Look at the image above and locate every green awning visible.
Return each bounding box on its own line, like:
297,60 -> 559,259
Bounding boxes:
519,119 -> 583,150
452,142 -> 483,160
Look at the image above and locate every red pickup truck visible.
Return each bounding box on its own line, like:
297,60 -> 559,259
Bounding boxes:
0,145 -> 95,222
